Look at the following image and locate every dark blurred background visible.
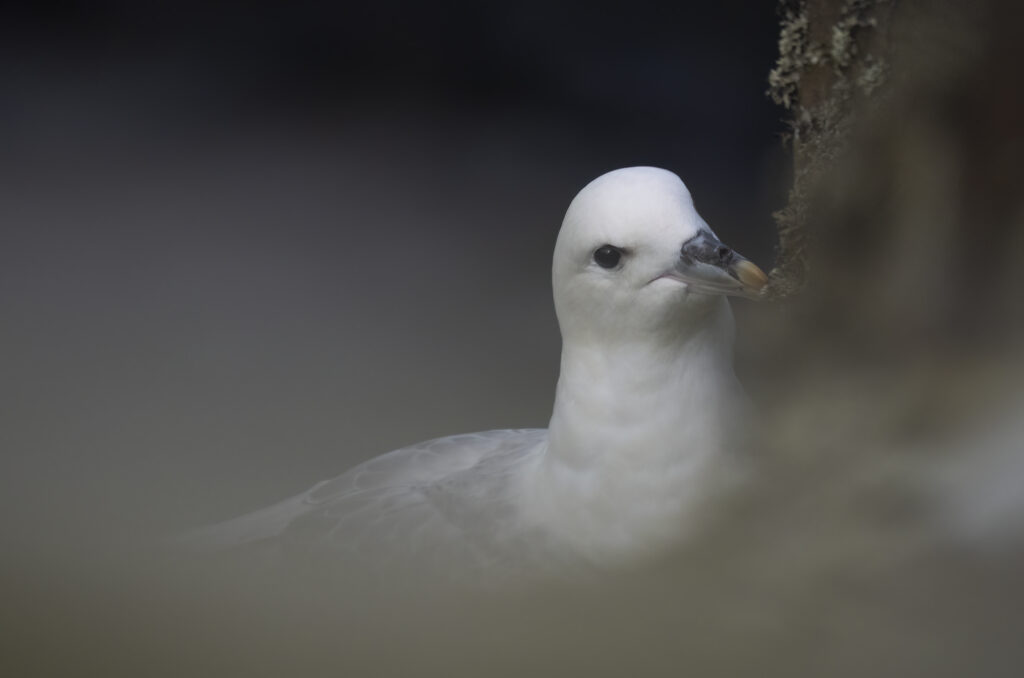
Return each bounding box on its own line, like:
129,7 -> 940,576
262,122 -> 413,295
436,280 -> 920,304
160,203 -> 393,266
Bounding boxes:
0,1 -> 784,550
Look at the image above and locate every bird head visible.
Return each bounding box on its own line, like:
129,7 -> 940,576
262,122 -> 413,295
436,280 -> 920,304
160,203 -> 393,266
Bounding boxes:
552,167 -> 767,344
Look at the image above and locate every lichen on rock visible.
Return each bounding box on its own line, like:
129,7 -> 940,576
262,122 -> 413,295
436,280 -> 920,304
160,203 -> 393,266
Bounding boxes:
765,0 -> 892,298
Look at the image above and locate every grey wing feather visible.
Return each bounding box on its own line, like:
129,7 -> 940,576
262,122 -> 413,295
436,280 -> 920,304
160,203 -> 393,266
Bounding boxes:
178,430 -> 547,567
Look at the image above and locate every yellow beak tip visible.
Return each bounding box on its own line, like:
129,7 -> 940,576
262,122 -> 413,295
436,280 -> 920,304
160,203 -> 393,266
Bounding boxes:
734,260 -> 769,294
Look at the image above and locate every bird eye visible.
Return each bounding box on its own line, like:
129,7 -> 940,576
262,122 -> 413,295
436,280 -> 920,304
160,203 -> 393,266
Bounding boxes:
593,245 -> 622,269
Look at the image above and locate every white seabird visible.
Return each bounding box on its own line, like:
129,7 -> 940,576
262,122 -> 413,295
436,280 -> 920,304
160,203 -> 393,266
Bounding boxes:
182,167 -> 768,582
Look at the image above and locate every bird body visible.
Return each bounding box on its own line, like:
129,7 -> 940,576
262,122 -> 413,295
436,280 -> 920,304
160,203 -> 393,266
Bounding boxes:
526,299 -> 741,564
182,167 -> 767,581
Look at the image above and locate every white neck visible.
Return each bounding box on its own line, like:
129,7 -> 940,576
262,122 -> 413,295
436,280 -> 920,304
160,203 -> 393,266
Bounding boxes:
524,299 -> 741,563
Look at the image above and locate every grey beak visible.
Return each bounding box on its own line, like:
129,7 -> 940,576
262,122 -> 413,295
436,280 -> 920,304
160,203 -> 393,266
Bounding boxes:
673,232 -> 768,299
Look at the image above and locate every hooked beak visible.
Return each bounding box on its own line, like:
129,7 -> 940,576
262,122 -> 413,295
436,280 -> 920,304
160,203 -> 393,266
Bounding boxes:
669,232 -> 768,299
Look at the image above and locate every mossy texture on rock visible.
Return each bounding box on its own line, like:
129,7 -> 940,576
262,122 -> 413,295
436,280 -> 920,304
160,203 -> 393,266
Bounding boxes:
766,0 -> 892,298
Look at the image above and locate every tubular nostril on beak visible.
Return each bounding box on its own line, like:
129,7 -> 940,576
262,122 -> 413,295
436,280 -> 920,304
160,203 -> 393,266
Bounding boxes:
681,232 -> 739,267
